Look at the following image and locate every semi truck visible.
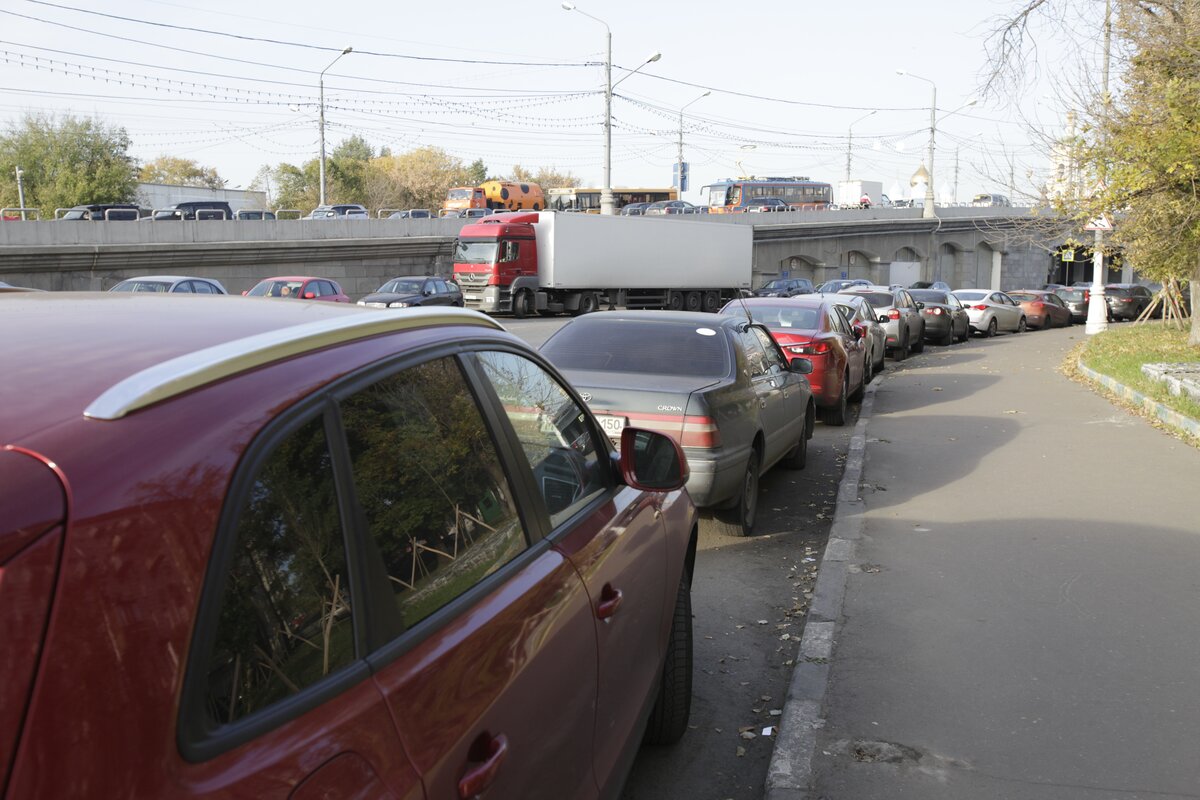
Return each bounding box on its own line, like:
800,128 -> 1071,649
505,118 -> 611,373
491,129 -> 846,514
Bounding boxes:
836,180 -> 884,209
442,181 -> 545,215
452,211 -> 753,317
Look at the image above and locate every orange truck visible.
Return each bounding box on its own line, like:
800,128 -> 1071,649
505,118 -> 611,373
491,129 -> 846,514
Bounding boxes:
442,181 -> 545,215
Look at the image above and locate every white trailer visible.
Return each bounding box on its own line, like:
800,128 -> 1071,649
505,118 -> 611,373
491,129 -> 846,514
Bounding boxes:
836,180 -> 884,209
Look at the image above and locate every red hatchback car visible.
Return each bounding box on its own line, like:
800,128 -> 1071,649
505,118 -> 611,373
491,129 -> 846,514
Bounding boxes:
720,296 -> 868,426
1,294 -> 696,799
244,275 -> 351,302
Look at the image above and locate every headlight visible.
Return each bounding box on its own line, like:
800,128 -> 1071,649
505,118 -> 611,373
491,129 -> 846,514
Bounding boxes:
389,301 -> 410,308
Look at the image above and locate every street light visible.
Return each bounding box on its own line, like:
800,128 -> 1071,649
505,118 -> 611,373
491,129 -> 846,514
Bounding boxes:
845,110 -> 877,182
14,166 -> 26,221
319,46 -> 353,207
678,91 -> 710,200
562,2 -> 660,215
896,71 -> 977,218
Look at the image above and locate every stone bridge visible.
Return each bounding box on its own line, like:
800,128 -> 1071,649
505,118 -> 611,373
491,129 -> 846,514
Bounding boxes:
0,207 -> 1095,298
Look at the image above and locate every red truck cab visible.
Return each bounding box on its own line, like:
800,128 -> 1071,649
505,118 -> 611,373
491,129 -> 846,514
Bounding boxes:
453,214 -> 541,316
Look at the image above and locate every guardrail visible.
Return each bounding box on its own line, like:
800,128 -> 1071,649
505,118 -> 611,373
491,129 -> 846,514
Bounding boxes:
1,207 -> 42,221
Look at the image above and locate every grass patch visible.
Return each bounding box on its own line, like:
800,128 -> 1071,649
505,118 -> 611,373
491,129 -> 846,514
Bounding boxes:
1072,321 -> 1200,426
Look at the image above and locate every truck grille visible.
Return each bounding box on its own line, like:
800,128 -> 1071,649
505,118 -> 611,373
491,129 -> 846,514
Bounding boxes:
456,272 -> 488,289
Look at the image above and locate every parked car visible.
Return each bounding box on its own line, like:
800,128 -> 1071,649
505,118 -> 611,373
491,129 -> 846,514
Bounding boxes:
841,286 -> 927,360
59,203 -> 143,221
0,280 -> 43,292
910,280 -> 952,291
1053,286 -> 1096,323
0,295 -> 696,799
721,296 -> 867,426
387,208 -> 433,219
305,204 -> 370,220
908,289 -> 972,345
619,202 -> 650,216
1104,283 -> 1157,320
357,275 -> 464,308
817,278 -> 872,293
107,275 -> 228,294
951,289 -> 1027,336
753,278 -> 814,297
744,197 -> 789,213
643,200 -> 697,216
1007,290 -> 1073,329
244,276 -> 351,303
818,292 -> 887,381
151,200 -> 234,221
539,311 -> 816,536
233,209 -> 276,220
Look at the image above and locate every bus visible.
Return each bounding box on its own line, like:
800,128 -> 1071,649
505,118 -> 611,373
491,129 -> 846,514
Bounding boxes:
546,187 -> 678,213
702,177 -> 833,213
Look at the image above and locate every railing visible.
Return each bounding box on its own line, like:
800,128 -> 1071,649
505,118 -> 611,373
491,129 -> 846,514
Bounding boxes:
1,207 -> 42,220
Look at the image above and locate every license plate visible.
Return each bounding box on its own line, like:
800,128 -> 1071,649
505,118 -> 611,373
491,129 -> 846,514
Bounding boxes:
464,293 -> 480,300
596,415 -> 627,436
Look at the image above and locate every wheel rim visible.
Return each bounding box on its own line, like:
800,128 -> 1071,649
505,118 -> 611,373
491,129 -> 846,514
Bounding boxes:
988,319 -> 997,336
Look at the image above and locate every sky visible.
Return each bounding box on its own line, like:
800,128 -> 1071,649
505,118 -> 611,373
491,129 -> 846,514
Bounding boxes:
0,0 -> 1102,207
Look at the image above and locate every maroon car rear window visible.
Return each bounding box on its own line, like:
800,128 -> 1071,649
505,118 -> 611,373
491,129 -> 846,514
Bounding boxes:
542,320 -> 731,378
204,415 -> 355,725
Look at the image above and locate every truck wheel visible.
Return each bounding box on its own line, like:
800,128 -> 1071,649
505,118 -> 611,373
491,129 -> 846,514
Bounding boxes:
684,291 -> 702,312
668,291 -> 684,311
513,290 -> 531,319
574,293 -> 597,315
702,292 -> 720,313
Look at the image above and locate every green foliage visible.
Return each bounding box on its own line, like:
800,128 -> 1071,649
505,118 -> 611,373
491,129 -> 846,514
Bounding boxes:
507,164 -> 580,190
467,158 -> 488,185
139,155 -> 225,189
0,113 -> 138,216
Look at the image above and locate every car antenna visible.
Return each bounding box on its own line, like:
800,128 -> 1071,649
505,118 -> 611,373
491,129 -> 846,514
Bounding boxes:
736,288 -> 754,327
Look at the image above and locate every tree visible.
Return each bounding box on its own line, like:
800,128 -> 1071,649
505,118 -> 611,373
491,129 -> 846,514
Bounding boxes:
0,113 -> 138,216
467,159 -> 488,185
1070,1 -> 1200,342
139,155 -> 225,189
367,147 -> 475,211
507,164 -> 581,190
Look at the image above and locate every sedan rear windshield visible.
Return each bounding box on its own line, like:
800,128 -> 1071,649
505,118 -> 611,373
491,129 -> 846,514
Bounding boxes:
1056,288 -> 1086,300
908,290 -> 948,304
1007,292 -> 1040,302
954,290 -> 988,301
852,292 -> 894,307
542,320 -> 731,378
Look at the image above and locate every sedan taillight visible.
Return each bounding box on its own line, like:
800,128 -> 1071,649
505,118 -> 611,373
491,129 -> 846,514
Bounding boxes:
926,307 -> 944,315
787,341 -> 831,355
888,308 -> 900,320
972,304 -> 989,310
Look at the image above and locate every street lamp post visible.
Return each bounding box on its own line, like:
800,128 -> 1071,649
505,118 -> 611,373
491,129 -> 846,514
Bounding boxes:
319,46 -> 353,208
562,3 -> 659,215
897,71 -> 937,218
845,110 -> 877,182
678,91 -> 710,199
14,166 -> 26,221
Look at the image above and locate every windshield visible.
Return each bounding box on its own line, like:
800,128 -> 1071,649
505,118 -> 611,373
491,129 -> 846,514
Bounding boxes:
909,290 -> 948,304
381,279 -> 424,294
542,320 -> 731,378
851,292 -> 893,308
62,209 -> 91,220
110,280 -> 171,292
454,240 -> 499,265
1007,292 -> 1039,302
707,186 -> 728,208
447,188 -> 472,200
1057,288 -> 1085,300
726,303 -> 821,329
248,280 -> 304,298
954,290 -> 988,301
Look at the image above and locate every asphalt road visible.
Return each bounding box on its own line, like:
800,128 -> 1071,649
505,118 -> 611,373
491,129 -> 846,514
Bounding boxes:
505,315 -> 858,800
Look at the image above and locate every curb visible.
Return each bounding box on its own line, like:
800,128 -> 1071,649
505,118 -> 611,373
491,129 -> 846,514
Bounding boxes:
764,376 -> 878,800
1076,359 -> 1200,442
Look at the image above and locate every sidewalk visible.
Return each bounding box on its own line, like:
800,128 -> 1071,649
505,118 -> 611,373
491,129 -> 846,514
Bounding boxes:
768,327 -> 1200,799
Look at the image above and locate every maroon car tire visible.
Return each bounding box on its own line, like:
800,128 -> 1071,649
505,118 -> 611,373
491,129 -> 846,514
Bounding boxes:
643,573 -> 693,746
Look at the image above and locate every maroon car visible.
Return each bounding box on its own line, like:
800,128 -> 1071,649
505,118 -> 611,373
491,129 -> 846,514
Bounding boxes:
1,293 -> 696,799
244,275 -> 351,302
720,296 -> 868,426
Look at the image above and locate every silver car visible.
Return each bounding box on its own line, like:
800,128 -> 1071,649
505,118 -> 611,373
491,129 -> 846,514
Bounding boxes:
840,286 -> 926,361
951,289 -> 1027,336
107,275 -> 228,294
818,292 -> 887,381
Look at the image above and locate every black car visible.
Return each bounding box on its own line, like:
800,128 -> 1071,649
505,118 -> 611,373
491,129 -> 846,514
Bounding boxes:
619,202 -> 650,216
745,197 -> 789,213
1104,283 -> 1156,320
540,311 -> 816,537
59,203 -> 142,221
753,278 -> 814,297
909,289 -> 971,345
152,201 -> 234,221
357,276 -> 464,309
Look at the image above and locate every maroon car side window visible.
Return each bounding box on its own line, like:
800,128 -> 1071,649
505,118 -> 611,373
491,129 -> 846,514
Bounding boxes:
340,357 -> 527,631
475,351 -> 607,528
204,415 -> 355,725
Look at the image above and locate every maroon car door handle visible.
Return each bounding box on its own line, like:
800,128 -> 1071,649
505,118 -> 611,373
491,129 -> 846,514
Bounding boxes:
596,584 -> 624,620
458,733 -> 509,799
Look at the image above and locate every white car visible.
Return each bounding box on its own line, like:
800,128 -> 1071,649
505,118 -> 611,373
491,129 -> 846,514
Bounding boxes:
951,289 -> 1027,337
